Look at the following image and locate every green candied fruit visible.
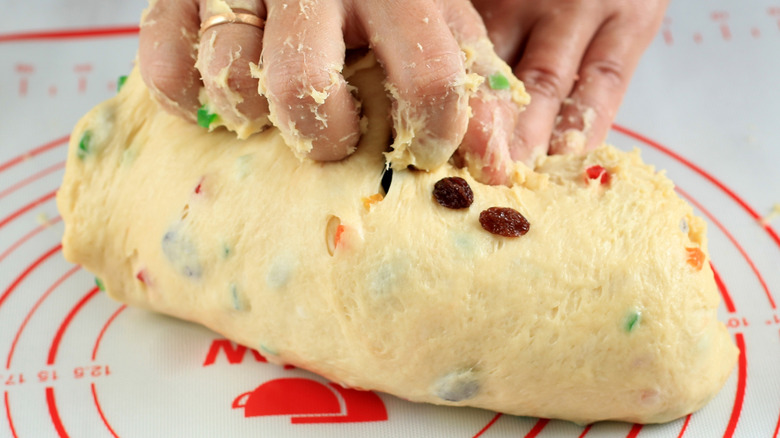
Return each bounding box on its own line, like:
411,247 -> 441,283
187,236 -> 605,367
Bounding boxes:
116,75 -> 128,92
95,277 -> 105,291
624,310 -> 641,332
77,131 -> 92,160
488,72 -> 510,90
197,105 -> 218,128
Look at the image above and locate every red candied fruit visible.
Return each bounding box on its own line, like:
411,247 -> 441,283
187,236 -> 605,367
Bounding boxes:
479,207 -> 530,237
433,177 -> 474,209
585,165 -> 610,185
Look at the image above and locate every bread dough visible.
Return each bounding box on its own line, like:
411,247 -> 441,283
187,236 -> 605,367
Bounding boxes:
57,56 -> 737,425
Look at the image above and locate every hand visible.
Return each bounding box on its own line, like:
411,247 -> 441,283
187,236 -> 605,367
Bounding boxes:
472,0 -> 669,160
138,0 -> 525,179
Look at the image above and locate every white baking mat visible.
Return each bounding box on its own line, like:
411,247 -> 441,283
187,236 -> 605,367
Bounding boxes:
1,1 -> 779,437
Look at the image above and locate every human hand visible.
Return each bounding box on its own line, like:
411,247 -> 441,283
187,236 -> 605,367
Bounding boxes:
138,0 -> 526,178
471,0 -> 669,161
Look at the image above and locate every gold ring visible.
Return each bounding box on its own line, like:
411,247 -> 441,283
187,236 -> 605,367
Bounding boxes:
200,12 -> 265,35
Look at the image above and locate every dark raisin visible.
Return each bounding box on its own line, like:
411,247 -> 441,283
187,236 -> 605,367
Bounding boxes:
433,177 -> 474,209
479,207 -> 530,237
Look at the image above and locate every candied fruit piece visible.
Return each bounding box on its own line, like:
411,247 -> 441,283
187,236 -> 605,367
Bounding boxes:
585,165 -> 610,185
686,247 -> 705,270
362,193 -> 384,211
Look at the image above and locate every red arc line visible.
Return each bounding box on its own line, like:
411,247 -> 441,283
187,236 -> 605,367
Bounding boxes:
0,161 -> 65,200
45,386 -> 69,437
723,333 -> 747,438
0,243 -> 62,309
611,124 -> 780,249
578,424 -> 592,437
677,414 -> 692,438
0,189 -> 57,230
626,423 -> 643,438
472,413 -> 502,438
676,187 -> 775,309
0,135 -> 68,173
92,305 -> 127,361
4,391 -> 18,438
524,418 -> 549,438
0,25 -> 139,43
6,265 -> 81,369
91,383 -> 119,438
47,287 -> 100,365
0,215 -> 62,264
773,407 -> 780,438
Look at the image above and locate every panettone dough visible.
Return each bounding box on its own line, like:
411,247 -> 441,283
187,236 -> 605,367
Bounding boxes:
58,57 -> 737,425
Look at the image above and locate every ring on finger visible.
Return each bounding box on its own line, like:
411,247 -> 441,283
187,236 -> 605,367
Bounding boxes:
200,11 -> 264,35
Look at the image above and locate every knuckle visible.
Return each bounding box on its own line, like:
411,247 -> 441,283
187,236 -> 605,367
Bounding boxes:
583,58 -> 627,90
266,59 -> 339,107
405,51 -> 465,103
517,66 -> 568,101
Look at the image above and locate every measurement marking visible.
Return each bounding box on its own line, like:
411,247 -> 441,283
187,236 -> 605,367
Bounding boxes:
676,187 -> 774,309
4,391 -> 17,438
91,383 -> 119,438
6,265 -> 81,369
48,85 -> 57,96
0,216 -> 62,264
723,333 -> 747,438
751,27 -> 761,38
626,423 -> 643,438
47,287 -> 100,365
0,189 -> 57,230
0,243 -> 61,310
472,412 -> 502,438
720,24 -> 732,41
92,305 -> 127,361
677,414 -> 691,438
0,25 -> 139,43
0,160 -> 65,200
611,124 -> 780,250
711,263 -> 737,313
693,33 -> 702,44
45,386 -> 69,437
578,424 -> 592,437
524,418 -> 549,438
0,135 -> 69,174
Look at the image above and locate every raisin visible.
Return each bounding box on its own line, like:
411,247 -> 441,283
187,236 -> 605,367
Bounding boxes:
479,207 -> 530,237
433,177 -> 474,209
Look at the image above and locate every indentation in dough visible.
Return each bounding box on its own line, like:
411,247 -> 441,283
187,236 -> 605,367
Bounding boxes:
325,215 -> 343,256
380,166 -> 393,195
679,217 -> 689,234
434,369 -> 480,402
266,254 -> 296,289
161,226 -> 202,279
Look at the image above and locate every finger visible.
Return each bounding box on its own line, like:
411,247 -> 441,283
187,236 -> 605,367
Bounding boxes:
442,1 -> 522,185
550,10 -> 666,154
139,0 -> 201,122
260,0 -> 359,161
355,0 -> 471,171
469,0 -> 531,63
509,6 -> 605,162
197,0 -> 269,138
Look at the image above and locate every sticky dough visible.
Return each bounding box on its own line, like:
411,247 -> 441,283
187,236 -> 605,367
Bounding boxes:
58,57 -> 737,425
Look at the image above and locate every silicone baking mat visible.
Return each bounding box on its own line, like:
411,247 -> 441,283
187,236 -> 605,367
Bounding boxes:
1,1 -> 779,437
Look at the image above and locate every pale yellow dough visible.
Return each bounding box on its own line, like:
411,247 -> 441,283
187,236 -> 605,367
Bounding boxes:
58,58 -> 737,425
